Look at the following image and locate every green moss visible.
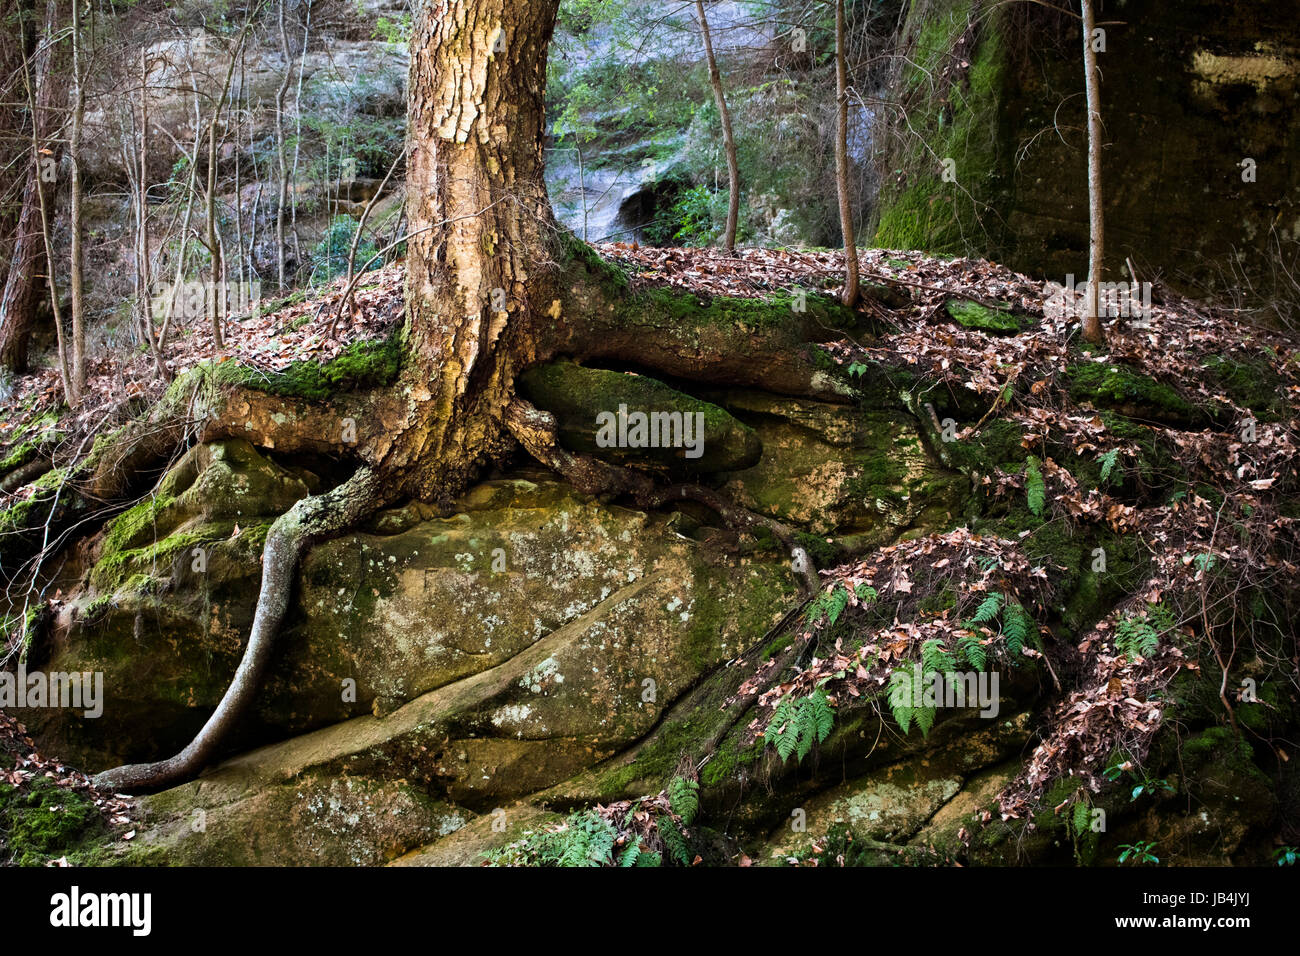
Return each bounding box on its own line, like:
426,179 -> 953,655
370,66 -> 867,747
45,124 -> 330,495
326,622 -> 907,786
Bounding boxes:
214,333 -> 402,401
560,232 -> 631,296
1064,362 -> 1195,421
944,300 -> 1024,334
633,285 -> 856,336
946,418 -> 1027,474
1201,354 -> 1284,421
102,493 -> 177,557
875,0 -> 1008,254
0,777 -> 105,866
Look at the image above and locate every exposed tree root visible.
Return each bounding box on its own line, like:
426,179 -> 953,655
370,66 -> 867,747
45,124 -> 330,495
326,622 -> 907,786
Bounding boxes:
93,465 -> 387,793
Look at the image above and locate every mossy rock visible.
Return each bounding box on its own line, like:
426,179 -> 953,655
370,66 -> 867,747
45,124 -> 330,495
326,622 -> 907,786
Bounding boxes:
213,333 -> 402,401
0,777 -> 105,866
134,772 -> 465,866
1200,354 -> 1285,422
943,299 -> 1026,334
517,361 -> 762,473
1064,360 -> 1198,424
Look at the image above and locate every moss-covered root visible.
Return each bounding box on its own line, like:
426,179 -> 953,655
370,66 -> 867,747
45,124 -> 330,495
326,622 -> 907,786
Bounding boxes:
93,466 -> 388,794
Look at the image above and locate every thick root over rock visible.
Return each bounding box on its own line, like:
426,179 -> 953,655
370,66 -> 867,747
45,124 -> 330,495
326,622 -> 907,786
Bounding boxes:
93,466 -> 387,794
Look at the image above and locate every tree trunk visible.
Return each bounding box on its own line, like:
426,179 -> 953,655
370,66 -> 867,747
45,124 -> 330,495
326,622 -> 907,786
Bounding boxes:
0,0 -> 60,374
834,0 -> 859,307
66,0 -> 85,402
695,0 -> 740,253
1080,0 -> 1105,345
388,0 -> 563,502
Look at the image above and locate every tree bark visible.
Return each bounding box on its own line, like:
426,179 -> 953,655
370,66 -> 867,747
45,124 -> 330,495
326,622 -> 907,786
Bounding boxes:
834,0 -> 859,307
386,0 -> 563,502
695,0 -> 740,253
1080,0 -> 1105,344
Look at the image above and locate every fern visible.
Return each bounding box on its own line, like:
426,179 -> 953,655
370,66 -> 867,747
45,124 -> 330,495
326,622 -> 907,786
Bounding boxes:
808,689 -> 835,743
921,638 -> 956,676
970,592 -> 1004,625
854,583 -> 878,603
805,583 -> 851,627
1115,609 -> 1160,659
913,701 -> 937,736
660,817 -> 691,866
888,668 -> 915,734
1003,602 -> 1033,658
618,843 -> 643,867
1026,456 -> 1046,516
1070,799 -> 1092,837
957,633 -> 987,670
887,666 -> 936,738
765,689 -> 835,764
668,776 -> 699,826
488,810 -> 618,867
1098,448 -> 1120,485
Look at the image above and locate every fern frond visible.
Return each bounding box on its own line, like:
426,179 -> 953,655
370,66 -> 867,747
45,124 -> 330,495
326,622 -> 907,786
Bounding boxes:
809,689 -> 834,743
668,775 -> 699,826
1098,448 -> 1120,485
660,817 -> 691,866
914,703 -> 937,737
971,592 -> 1004,625
921,638 -> 956,676
888,669 -> 914,734
1003,602 -> 1032,658
1026,456 -> 1046,516
957,634 -> 987,670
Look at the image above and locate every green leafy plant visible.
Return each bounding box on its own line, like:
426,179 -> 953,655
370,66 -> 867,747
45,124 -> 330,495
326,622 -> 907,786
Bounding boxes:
484,809 -> 617,867
1103,760 -> 1175,802
805,581 -> 874,628
1098,448 -> 1121,485
1117,840 -> 1160,865
962,591 -> 1036,661
1026,456 -> 1046,516
888,666 -> 936,738
765,688 -> 835,763
1273,846 -> 1298,867
1114,602 -> 1175,659
667,775 -> 698,826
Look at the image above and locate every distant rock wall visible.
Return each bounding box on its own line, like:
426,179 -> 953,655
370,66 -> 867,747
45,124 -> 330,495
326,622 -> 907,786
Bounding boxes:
874,0 -> 1300,303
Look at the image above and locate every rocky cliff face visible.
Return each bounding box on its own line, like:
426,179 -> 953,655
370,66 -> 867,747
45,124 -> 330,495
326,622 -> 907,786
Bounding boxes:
873,0 -> 1300,305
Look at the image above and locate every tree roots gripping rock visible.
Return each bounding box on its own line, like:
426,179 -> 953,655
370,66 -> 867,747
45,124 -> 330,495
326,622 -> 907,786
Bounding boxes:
92,466 -> 387,793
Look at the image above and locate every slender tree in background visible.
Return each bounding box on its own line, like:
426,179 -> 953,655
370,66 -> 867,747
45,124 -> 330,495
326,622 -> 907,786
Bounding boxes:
695,0 -> 740,252
274,0 -> 292,289
1079,0 -> 1105,344
0,0 -> 61,373
66,0 -> 85,402
833,0 -> 859,306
